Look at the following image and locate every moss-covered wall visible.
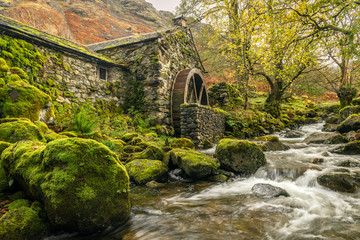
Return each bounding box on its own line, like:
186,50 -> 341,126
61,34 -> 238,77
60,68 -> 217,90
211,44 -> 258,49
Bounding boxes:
0,32 -> 127,110
98,29 -> 201,126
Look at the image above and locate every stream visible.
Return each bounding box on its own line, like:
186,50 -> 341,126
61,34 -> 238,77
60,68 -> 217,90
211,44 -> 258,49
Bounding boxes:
47,123 -> 360,240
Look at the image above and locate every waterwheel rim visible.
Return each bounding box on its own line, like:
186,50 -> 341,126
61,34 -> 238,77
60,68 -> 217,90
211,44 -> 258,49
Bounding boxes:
171,68 -> 209,136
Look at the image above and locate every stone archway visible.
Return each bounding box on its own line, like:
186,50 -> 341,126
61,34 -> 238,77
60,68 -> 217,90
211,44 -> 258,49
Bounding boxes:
171,68 -> 209,136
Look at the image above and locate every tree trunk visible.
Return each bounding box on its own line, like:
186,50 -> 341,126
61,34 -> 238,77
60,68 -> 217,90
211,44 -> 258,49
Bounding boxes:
265,79 -> 283,117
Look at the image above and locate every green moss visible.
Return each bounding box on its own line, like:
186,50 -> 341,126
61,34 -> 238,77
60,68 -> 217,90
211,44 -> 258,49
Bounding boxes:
125,159 -> 168,184
1,138 -> 131,233
10,67 -> 28,80
0,207 -> 48,240
170,138 -> 195,149
0,58 -> 10,74
6,199 -> 31,210
0,119 -> 46,143
169,148 -> 220,179
130,145 -> 164,161
4,74 -> 22,84
0,141 -> 12,155
254,135 -> 279,142
0,163 -> 8,192
0,81 -> 54,122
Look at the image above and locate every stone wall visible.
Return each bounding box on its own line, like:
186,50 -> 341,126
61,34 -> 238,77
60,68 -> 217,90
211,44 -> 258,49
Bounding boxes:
180,104 -> 226,149
98,29 -> 202,125
37,47 -> 127,106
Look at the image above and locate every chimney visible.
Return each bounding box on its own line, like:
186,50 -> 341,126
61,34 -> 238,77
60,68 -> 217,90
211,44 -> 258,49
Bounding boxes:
173,15 -> 187,28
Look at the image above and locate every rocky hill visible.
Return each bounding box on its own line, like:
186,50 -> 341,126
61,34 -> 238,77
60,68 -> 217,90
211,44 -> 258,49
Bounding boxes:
0,0 -> 174,44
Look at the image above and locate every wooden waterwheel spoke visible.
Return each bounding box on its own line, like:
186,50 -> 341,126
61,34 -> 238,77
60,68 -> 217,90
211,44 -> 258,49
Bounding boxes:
192,76 -> 198,103
198,84 -> 204,104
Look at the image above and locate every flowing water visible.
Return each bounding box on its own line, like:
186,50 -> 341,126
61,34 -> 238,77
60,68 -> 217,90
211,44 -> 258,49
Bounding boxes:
47,123 -> 360,240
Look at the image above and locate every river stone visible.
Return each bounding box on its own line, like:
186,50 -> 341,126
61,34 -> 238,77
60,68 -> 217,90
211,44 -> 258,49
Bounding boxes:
1,138 -> 131,233
215,139 -> 266,174
284,130 -> 304,138
125,159 -> 168,184
170,138 -> 195,149
322,123 -> 339,132
317,172 -> 360,193
337,114 -> 360,133
332,140 -> 360,155
254,135 -> 290,151
304,132 -> 347,144
252,183 -> 289,198
169,148 -> 220,179
325,115 -> 339,124
337,160 -> 360,168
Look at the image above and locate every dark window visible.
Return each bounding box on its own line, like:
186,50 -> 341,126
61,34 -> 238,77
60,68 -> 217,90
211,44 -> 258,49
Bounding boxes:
99,67 -> 107,80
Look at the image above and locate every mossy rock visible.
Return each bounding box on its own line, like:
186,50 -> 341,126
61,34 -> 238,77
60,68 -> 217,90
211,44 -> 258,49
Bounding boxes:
255,135 -> 290,151
351,97 -> 360,106
125,159 -> 168,184
203,139 -> 212,149
215,139 -> 266,174
317,172 -> 360,193
6,199 -> 31,210
10,67 -> 28,80
121,133 -> 139,143
1,138 -> 131,233
0,207 -> 48,240
339,106 -> 360,122
4,74 -> 22,84
337,114 -> 360,133
0,141 -> 11,155
58,131 -> 78,138
0,81 -> 54,123
170,138 -> 195,149
169,148 -> 220,179
333,140 -> 360,155
0,57 -> 10,74
34,121 -> 67,143
0,119 -> 45,143
325,115 -> 339,124
123,145 -> 143,154
304,132 -> 347,144
130,145 -> 164,161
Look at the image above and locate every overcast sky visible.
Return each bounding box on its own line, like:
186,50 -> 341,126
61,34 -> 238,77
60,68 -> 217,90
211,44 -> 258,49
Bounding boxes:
146,0 -> 181,12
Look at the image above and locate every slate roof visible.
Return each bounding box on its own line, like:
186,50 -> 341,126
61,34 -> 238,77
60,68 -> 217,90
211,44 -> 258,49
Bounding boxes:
0,15 -> 125,67
87,31 -> 171,51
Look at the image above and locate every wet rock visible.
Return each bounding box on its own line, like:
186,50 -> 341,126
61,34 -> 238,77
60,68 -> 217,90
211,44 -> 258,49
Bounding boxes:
126,159 -> 168,184
317,172 -> 360,193
310,158 -> 324,164
170,148 -> 220,179
215,138 -> 266,174
322,123 -> 339,132
344,131 -> 357,141
145,180 -> 166,188
321,151 -> 330,157
208,174 -> 228,182
252,183 -> 289,198
304,132 -> 347,144
304,117 -> 322,124
332,140 -> 360,155
1,138 -> 131,233
169,168 -> 186,180
254,135 -> 290,151
284,130 -> 304,138
337,114 -> 360,133
337,160 -> 360,168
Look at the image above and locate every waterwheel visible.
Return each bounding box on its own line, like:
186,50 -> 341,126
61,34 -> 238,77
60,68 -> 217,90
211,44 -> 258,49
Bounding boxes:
171,68 -> 209,136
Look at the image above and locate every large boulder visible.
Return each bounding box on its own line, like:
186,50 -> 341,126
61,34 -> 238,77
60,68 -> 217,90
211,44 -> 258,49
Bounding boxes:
0,207 -> 48,240
1,138 -> 131,233
322,123 -> 339,132
252,183 -> 289,198
337,114 -> 360,133
215,139 -> 266,174
169,148 -> 220,179
0,81 -> 54,124
254,135 -> 290,151
317,172 -> 360,193
0,118 -> 45,143
304,132 -> 347,144
125,159 -> 168,184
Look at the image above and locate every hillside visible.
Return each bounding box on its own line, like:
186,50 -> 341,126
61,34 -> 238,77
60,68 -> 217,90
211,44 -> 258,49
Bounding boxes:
0,0 -> 174,44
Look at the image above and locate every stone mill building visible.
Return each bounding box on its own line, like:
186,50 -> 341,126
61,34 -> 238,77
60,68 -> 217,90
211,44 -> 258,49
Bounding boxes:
0,15 -> 225,148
